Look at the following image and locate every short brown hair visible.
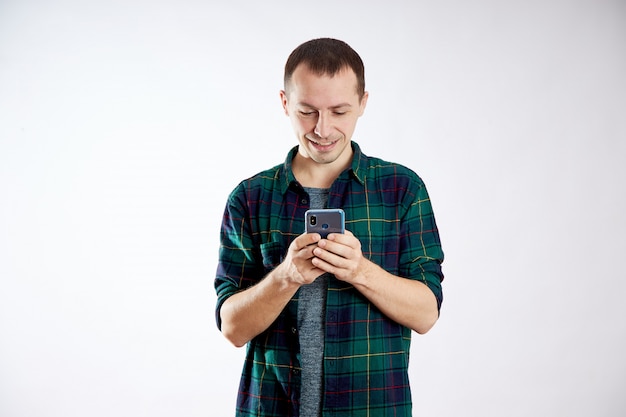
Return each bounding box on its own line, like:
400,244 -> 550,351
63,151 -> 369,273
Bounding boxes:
284,38 -> 365,99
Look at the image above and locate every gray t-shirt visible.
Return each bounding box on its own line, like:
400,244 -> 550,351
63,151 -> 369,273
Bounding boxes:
298,187 -> 329,416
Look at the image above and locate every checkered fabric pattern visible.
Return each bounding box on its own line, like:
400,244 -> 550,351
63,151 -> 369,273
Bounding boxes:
215,142 -> 444,417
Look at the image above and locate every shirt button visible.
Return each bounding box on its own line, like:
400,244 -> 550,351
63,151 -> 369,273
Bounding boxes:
291,327 -> 297,334
301,198 -> 308,204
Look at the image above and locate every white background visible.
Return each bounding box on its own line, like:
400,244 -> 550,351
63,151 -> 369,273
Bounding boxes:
1,1 -> 625,416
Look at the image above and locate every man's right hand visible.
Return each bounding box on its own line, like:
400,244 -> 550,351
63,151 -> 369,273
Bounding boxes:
274,232 -> 325,287
220,232 -> 324,347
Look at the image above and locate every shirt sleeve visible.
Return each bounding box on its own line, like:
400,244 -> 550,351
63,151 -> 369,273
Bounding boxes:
214,183 -> 262,331
401,175 -> 445,311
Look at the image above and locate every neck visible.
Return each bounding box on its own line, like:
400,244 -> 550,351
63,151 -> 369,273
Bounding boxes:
292,153 -> 351,188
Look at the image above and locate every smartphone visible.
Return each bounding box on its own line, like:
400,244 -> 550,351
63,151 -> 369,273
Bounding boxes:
305,208 -> 345,238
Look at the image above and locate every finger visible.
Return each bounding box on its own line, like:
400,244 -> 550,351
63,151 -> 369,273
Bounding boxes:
316,238 -> 350,259
313,245 -> 349,268
311,255 -> 337,275
326,230 -> 354,245
292,232 -> 321,250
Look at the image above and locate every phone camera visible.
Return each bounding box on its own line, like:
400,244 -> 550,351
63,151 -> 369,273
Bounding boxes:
310,215 -> 317,226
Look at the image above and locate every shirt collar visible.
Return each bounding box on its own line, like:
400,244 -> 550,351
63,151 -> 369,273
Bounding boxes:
281,141 -> 366,194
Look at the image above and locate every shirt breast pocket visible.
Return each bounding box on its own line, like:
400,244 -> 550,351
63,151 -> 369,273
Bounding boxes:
259,240 -> 285,272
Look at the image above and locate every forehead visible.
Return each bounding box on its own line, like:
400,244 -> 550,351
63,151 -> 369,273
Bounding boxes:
287,64 -> 360,105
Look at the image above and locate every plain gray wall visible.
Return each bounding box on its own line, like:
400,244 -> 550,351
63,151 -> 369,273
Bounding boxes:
1,1 -> 625,416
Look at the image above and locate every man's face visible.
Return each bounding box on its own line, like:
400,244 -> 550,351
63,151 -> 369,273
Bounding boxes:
281,64 -> 368,167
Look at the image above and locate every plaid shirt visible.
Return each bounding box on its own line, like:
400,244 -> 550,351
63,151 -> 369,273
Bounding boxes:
215,142 -> 444,417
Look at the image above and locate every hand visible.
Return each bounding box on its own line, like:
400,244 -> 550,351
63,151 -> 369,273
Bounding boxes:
311,230 -> 372,285
275,232 -> 327,286
310,230 -> 439,334
220,232 -> 328,347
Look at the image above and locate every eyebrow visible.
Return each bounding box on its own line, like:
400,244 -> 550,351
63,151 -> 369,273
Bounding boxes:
297,102 -> 353,110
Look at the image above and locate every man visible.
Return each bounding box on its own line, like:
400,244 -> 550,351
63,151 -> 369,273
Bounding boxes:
215,38 -> 444,417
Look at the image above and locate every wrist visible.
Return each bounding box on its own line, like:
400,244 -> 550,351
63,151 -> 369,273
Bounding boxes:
351,258 -> 380,290
269,263 -> 301,292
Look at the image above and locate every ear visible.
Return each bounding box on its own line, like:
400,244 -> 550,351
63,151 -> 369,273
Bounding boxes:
280,90 -> 289,116
358,91 -> 369,116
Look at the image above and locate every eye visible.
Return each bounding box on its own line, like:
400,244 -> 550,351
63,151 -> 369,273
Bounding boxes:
299,110 -> 317,117
332,107 -> 350,116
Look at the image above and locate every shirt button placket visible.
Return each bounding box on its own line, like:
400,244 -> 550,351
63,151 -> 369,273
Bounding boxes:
326,310 -> 338,405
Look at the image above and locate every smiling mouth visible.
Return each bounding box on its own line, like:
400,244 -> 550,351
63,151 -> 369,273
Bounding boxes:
308,137 -> 339,149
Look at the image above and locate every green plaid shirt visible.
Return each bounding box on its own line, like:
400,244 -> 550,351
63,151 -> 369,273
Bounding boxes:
215,142 -> 444,417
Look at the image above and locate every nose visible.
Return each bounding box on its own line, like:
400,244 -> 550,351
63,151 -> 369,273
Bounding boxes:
314,113 -> 330,139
